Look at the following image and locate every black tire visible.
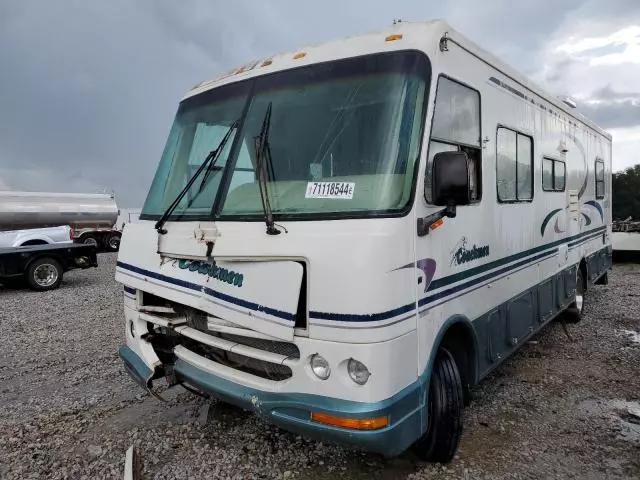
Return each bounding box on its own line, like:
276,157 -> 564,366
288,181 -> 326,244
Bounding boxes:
82,235 -> 98,247
413,347 -> 463,463
26,257 -> 63,291
105,233 -> 121,252
564,267 -> 585,324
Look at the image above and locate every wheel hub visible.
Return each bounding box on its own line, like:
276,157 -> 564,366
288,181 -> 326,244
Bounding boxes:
33,264 -> 58,287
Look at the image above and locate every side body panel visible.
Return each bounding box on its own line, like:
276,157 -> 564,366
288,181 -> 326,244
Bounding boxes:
414,38 -> 612,382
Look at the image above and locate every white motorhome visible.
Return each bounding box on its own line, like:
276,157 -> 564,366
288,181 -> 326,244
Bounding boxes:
116,20 -> 612,461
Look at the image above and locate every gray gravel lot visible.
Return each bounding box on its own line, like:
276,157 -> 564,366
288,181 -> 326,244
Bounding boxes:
0,253 -> 639,479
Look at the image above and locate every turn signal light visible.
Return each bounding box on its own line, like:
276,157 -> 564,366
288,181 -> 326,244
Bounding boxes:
385,34 -> 403,42
310,412 -> 388,430
430,218 -> 444,231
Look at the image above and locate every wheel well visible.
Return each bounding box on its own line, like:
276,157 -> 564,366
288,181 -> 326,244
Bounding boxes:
27,254 -> 63,271
20,240 -> 48,246
439,321 -> 478,392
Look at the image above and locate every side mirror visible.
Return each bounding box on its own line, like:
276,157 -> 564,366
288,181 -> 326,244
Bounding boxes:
432,151 -> 471,206
417,151 -> 471,236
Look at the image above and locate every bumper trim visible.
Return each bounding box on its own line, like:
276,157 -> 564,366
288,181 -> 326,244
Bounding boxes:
118,344 -> 425,456
119,345 -> 154,389
173,356 -> 424,456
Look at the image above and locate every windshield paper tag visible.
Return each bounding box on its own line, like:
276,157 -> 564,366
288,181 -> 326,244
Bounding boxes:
305,182 -> 355,199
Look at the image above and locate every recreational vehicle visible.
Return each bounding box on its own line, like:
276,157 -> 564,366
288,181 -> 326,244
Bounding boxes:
116,20 -> 612,461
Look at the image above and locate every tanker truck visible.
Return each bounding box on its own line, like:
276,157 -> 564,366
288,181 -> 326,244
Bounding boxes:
0,191 -> 122,251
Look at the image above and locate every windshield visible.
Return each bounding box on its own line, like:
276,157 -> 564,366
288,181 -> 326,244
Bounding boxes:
141,50 -> 430,221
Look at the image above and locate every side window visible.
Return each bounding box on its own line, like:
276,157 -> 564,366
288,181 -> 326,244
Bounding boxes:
425,76 -> 482,203
542,157 -> 566,192
595,158 -> 605,199
496,127 -> 533,202
542,158 -> 553,190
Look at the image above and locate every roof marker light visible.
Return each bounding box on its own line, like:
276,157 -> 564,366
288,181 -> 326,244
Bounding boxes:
293,52 -> 307,59
385,34 -> 403,42
261,59 -> 273,67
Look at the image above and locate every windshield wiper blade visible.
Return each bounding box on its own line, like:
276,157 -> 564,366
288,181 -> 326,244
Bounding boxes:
154,119 -> 239,234
254,103 -> 282,236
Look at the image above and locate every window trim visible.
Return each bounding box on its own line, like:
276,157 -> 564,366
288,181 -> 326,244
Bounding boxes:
495,125 -> 534,203
595,158 -> 605,199
424,74 -> 483,205
542,156 -> 566,192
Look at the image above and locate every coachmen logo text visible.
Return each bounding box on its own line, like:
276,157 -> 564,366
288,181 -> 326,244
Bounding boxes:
176,259 -> 244,287
450,237 -> 490,266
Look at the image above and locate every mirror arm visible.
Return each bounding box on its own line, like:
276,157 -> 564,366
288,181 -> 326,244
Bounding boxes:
417,204 -> 456,237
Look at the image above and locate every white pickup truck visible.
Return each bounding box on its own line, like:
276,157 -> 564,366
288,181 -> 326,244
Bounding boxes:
0,225 -> 73,248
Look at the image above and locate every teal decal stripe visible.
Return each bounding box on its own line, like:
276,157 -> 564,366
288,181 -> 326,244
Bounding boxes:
581,213 -> 592,226
427,226 -> 606,293
584,200 -> 604,222
540,209 -> 563,236
568,229 -> 605,249
312,226 -> 606,322
117,227 -> 606,325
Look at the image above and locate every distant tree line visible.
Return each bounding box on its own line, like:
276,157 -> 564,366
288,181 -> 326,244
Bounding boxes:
613,165 -> 640,220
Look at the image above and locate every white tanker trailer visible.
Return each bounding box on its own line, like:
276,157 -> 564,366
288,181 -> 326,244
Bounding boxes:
0,191 -> 122,251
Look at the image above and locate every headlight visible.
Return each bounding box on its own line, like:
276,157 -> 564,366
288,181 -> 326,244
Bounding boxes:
310,354 -> 331,380
347,358 -> 371,385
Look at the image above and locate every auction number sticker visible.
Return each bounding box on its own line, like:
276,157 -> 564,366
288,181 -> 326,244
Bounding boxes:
305,182 -> 355,199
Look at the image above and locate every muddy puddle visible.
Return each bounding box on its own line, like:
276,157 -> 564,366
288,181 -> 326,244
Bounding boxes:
579,397 -> 640,443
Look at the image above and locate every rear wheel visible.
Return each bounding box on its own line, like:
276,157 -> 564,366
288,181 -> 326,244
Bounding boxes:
26,257 -> 63,291
413,347 -> 463,463
82,235 -> 98,248
106,233 -> 121,251
565,267 -> 585,324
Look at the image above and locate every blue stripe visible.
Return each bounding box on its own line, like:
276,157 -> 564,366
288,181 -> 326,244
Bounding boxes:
568,229 -> 604,249
311,227 -> 605,322
584,200 -> 604,222
418,249 -> 556,308
118,226 -> 607,325
310,249 -> 557,322
117,261 -> 295,322
123,286 -> 137,295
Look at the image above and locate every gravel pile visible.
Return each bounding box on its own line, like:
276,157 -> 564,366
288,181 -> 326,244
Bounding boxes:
0,254 -> 638,479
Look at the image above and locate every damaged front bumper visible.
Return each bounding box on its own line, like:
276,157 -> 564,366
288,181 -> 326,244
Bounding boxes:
118,344 -> 424,457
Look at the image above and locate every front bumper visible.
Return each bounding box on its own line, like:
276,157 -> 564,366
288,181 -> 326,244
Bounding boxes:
118,345 -> 425,457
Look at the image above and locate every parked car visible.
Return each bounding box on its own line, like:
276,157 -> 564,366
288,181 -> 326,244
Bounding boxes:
0,225 -> 73,248
0,243 -> 98,291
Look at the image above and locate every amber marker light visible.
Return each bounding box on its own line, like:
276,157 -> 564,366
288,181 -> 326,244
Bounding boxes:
310,412 -> 388,430
385,34 -> 403,42
430,218 -> 445,231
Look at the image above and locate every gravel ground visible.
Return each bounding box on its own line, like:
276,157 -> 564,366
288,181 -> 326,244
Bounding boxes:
0,253 -> 639,479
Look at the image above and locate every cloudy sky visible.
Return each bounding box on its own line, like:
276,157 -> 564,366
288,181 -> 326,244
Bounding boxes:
0,0 -> 638,207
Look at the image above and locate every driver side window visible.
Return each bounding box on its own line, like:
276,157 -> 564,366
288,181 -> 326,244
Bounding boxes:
425,76 -> 482,204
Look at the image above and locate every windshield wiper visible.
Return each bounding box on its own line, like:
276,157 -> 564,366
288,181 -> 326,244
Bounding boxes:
254,103 -> 283,235
154,120 -> 239,234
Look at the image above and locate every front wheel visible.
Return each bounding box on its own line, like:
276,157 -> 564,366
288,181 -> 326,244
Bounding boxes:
27,257 -> 63,291
413,347 -> 463,463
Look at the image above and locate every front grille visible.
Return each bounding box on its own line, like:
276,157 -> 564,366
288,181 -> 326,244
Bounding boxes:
184,340 -> 293,381
217,333 -> 300,359
143,301 -> 300,383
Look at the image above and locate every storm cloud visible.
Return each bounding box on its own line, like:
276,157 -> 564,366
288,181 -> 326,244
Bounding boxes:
0,0 -> 639,206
